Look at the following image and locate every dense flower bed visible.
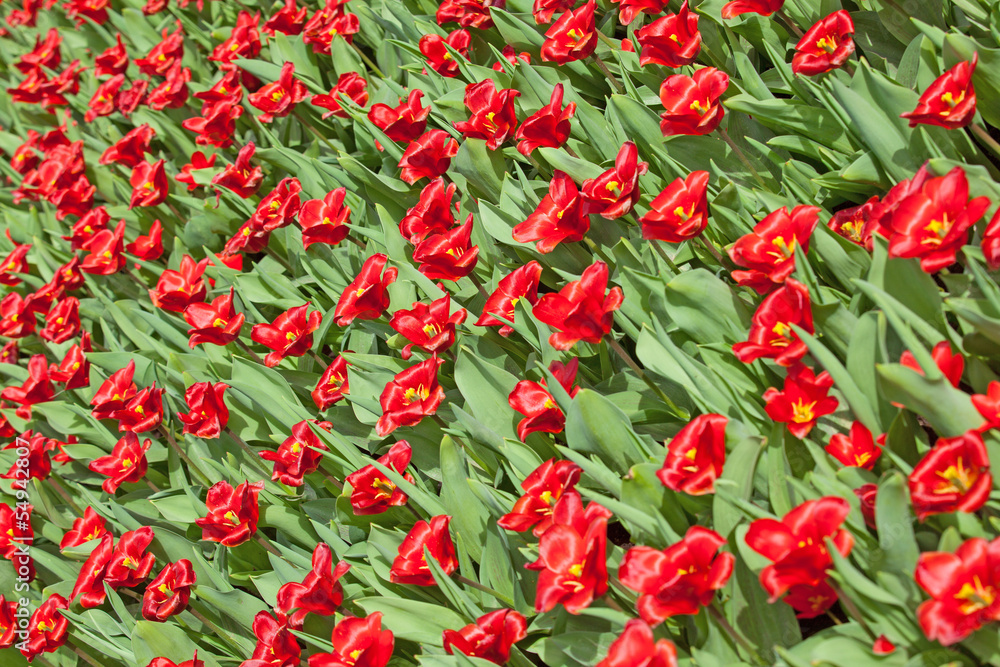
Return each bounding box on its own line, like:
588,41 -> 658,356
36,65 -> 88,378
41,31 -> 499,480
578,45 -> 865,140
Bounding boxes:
2,0 -> 1000,666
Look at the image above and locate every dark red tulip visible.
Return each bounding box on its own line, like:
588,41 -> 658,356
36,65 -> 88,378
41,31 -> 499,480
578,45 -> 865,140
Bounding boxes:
196,480 -> 265,547
533,0 -> 575,24
312,72 -> 369,119
763,364 -> 838,439
104,527 -> 156,588
114,384 -> 165,433
532,261 -> 623,350
99,124 -> 155,168
90,359 -> 137,420
581,142 -> 648,220
854,483 -> 877,529
129,159 -> 169,209
212,143 -> 264,198
390,293 -> 467,360
248,61 -> 308,123
368,89 -> 430,148
19,594 -> 69,661
721,0 -> 783,18
437,0 -> 504,29
309,612 -> 394,667
636,1 -> 699,68
264,0 -> 308,35
1,430 -> 52,485
826,421 -> 883,470
827,196 -> 880,250
443,609 -> 527,664
398,129 -> 460,184
60,507 -> 109,549
146,62 -> 191,111
250,177 -> 302,232
88,433 -> 152,493
542,1 -> 597,64
177,382 -> 229,439
493,45 -> 531,72
142,559 -> 196,622
150,255 -> 209,313
208,10 -> 261,70
126,219 -> 164,260
80,219 -> 126,275
184,288 -> 246,348
657,413 -> 727,496
390,515 -> 458,586
95,33 -> 129,77
39,296 -> 79,343
640,171 -> 710,243
299,188 -> 351,249
477,260 -> 543,336
399,178 -> 458,244
135,24 -> 184,76
246,610 -> 301,667
335,253 -> 398,325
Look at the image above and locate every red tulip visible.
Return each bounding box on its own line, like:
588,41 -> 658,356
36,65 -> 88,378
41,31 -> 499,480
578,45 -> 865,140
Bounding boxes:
640,170 -> 710,242
513,170 -> 590,253
1,431 -> 52,485
38,296 -> 79,343
636,1 -> 700,68
63,206 -> 110,250
251,302 -> 322,367
533,0 -> 575,24
597,619 -> 678,667
763,364 -> 838,439
412,217 -> 479,281
309,612 -> 394,667
249,61 -> 308,123
533,261 -> 623,350
376,357 -> 446,436
345,441 -> 414,515
657,413 -> 727,496
222,221 -> 272,256
212,143 -> 264,198
99,124 -> 155,168
390,293 -> 467,360
982,207 -> 1000,270
90,360 -> 137,420
89,433 -> 152,493
542,1 -> 597,64
886,166 -> 989,273
247,611 -> 301,667
398,129 -> 460,184
733,277 -> 814,367
745,497 -> 853,615
104,527 -> 156,588
312,354 -> 350,410
150,255 -> 208,313
0,596 -> 17,648
477,260 -> 543,336
399,178 -> 458,244
136,24 -> 184,76
303,7 -> 359,53
368,89 -> 430,148
437,0 -> 504,29
526,492 -> 611,613
80,219 -> 126,275
498,458 -> 582,536
276,543 -> 350,627
443,609 -> 527,664
60,507 -> 109,549
899,340 -> 964,390
264,0 -> 308,35
129,159 -> 169,209
508,359 -> 581,441
390,515 -> 458,586
177,381 -> 229,439
0,341 -> 17,365
126,219 -> 164,260
19,594 -> 69,661
658,67 -> 728,136
909,430 -> 991,521
419,29 -> 471,78
493,45 -> 531,72
208,10 -> 261,70
176,152 -> 217,191
902,55 -> 978,129
825,421 -> 883,470
619,526 -> 735,623
142,559 -> 196,622
185,99 -> 244,149
972,380 -> 1000,431
827,196 -> 880,250
196,480 -> 265,547
791,11 -> 855,76
334,253 -> 398,325
260,419 -> 332,487
312,72 -> 369,119
721,0 -> 783,18
85,74 -> 125,122
581,142 -> 648,219
71,534 -> 112,606
915,536 -> 1000,645
515,83 -> 575,155
114,384 -> 165,433
0,503 -> 34,583
95,33 -> 129,77
453,79 -> 520,150
250,177 -> 302,232
854,483 -> 877,529
146,62 -> 191,111
729,205 -> 820,294
184,288 -> 246,348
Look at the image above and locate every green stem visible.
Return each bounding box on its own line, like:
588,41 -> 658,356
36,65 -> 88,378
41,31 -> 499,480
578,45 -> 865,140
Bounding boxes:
235,338 -> 265,365
776,9 -> 804,38
970,123 -> 1000,161
353,42 -> 386,79
583,236 -> 615,268
225,428 -> 272,477
828,581 -> 877,641
651,240 -> 680,274
293,110 -> 338,153
591,54 -> 624,94
159,428 -> 213,487
709,601 -> 768,666
719,128 -> 766,188
606,336 -> 688,419
454,574 -> 515,607
47,473 -> 83,515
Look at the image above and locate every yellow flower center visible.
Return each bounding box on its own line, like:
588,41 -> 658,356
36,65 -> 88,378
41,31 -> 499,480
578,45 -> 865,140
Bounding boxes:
371,478 -> 396,499
955,575 -> 997,615
37,620 -> 54,633
212,318 -> 227,328
224,510 -> 242,526
689,99 -> 710,115
923,215 -> 952,247
935,457 -> 977,494
815,35 -> 837,53
290,441 -> 302,453
770,236 -> 796,260
940,90 -> 965,110
403,383 -> 430,404
790,399 -> 816,424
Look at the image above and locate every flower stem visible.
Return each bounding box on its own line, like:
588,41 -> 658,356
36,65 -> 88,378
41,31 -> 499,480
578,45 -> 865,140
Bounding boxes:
776,10 -> 804,38
255,533 -> 284,558
696,236 -> 732,270
651,240 -> 680,274
225,428 -> 272,477
47,473 -> 83,515
970,123 -> 1000,161
309,349 -> 328,369
468,273 -> 490,300
607,336 -> 688,419
159,427 -> 213,487
292,110 -> 339,153
828,581 -> 877,641
709,601 -> 767,666
353,42 -> 386,79
454,574 -> 515,607
234,338 -> 265,365
187,605 -> 248,654
264,246 -> 295,274
583,236 -> 615,268
719,128 -> 766,188
591,54 -> 624,94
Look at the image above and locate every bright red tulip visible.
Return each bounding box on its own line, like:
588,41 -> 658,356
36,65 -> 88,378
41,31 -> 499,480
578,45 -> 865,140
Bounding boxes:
176,152 -> 217,191
792,11 -> 855,76
902,55 -> 978,129
88,433 -> 152,493
142,559 -> 196,622
260,419 -> 331,487
513,170 -> 590,253
0,503 -> 34,583
129,160 -> 169,209
542,1 -> 597,64
398,129 -> 460,184
247,610 -> 301,667
80,219 -> 126,275
114,384 -> 165,433
19,594 -> 69,661
177,381 -> 229,439
597,619 -> 678,667
184,288 -> 246,348
419,29 -> 471,78
99,124 -> 155,168
251,302 -> 322,367
39,296 -> 79,343
498,458 -> 582,536
412,217 -> 480,282
582,142 -> 648,220
909,430 -> 991,521
389,293 -> 467,360
436,0 -> 504,29
275,543 -> 350,627
390,515 -> 458,586
368,89 -> 430,148
249,61 -> 308,123
126,219 -> 164,260
515,83 -> 575,155
60,507 -> 109,549
493,45 -> 531,72
507,358 -> 581,441
309,612 -> 394,667
636,1 -> 699,68
196,480 -> 265,547
95,33 -> 129,77
208,10 -> 261,70
313,354 -> 350,410
150,255 -> 209,313
532,261 -> 623,350
443,609 -> 527,664
104,526 -> 156,588
658,67 -> 728,136
477,260 -> 544,336
827,196 -> 880,250
399,178 -> 458,244
1,430 -> 52,485
729,205 -> 820,294
453,80 -> 520,150
264,0 -> 308,35
733,278 -> 814,367
826,421 -> 883,470
657,413 -> 727,496
640,171 -> 710,243
376,357 -> 446,436
312,72 -> 368,119
135,24 -> 183,76
721,0 -> 783,18
345,441 -> 414,515
900,340 -> 964,388
212,143 -> 264,198
533,0 -> 575,24
335,253 -> 398,325
89,359 -> 137,420
763,364 -> 838,439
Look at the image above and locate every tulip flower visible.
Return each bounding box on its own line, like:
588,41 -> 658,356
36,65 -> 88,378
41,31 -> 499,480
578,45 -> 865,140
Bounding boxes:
390,515 -> 458,586
114,384 -> 165,433
334,253 -> 398,325
619,526 -> 735,623
0,596 -> 17,648
745,496 -> 853,617
477,260 -> 544,336
310,613 -> 394,667
142,559 -> 196,622
508,358 -> 581,441
251,303 -> 322,368
791,11 -> 855,76
533,261 -> 623,350
247,611 -> 301,667
855,483 -> 877,529
513,170 -> 590,253
95,33 -> 129,77
38,296 -> 78,344
915,536 -> 1000,645
399,178 -> 458,244
90,360 -> 137,420
249,178 -> 302,233
419,29 -> 471,77
60,507 -> 109,549
453,79 -> 520,150
636,1 -> 700,68
443,609 -> 527,664
902,55 -> 978,129
136,24 -> 184,76
196,480 -> 265,547
657,413 -> 727,496
85,74 -> 125,122
437,0 -> 503,29
581,142 -> 648,219
827,196 -> 880,250
184,288 -> 246,348
275,543 -> 350,627
312,354 -> 350,410
498,458 -> 582,536
212,143 -> 264,198
389,293 -> 467,359
763,364 -> 838,439
312,72 -> 369,119
99,124 -> 154,168
825,421 -> 883,470
376,357 -> 446,436
526,492 -> 611,613
248,61 -> 308,123
493,45 -> 531,72
909,430 -> 991,521
146,62 -> 191,111
972,380 -> 1000,431
264,0 -> 308,35
176,152 -> 217,191
260,419 -> 331,487
303,8 -> 359,52
177,382 -> 229,439
126,219 -> 164,260
345,441 -> 414,515
721,0 -> 784,18
899,340 -> 965,387
886,166 -> 989,273
658,67 -> 728,136
19,594 -> 69,661
534,0 -> 575,23
88,433 -> 152,493
412,217 -> 479,281
149,255 -> 209,313
1,431 -> 52,484
129,159 -> 169,209
982,207 -> 1000,270
542,1 -> 597,64
368,89 -> 430,148
597,619 -> 678,667
0,503 -> 34,583
398,129 -> 460,184
104,527 -> 156,588
208,10 -> 261,69
80,220 -> 126,275
69,534 -> 114,607
729,205 -> 820,294
0,293 -> 39,338
640,171 -> 710,242
515,83 -> 576,155
733,278 -> 814,366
